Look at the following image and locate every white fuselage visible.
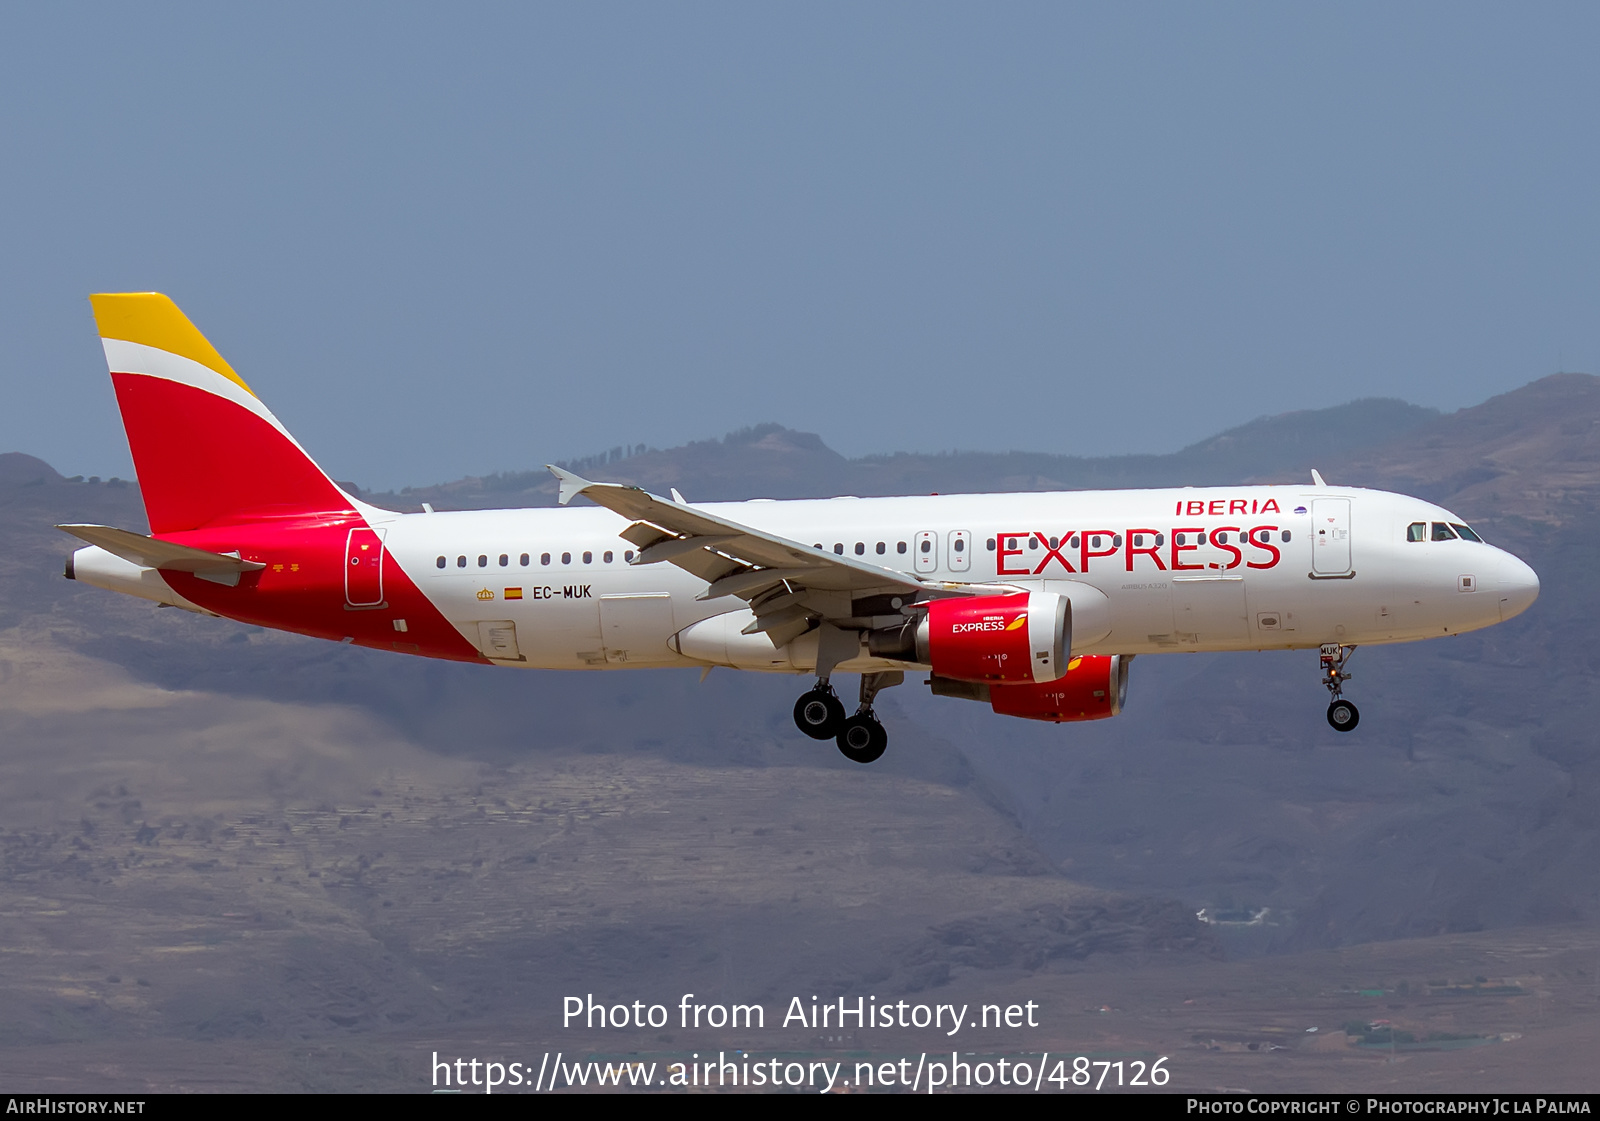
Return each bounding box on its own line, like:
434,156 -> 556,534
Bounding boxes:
360,484 -> 1537,673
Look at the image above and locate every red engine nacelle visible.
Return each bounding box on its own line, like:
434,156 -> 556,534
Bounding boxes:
929,654 -> 1131,723
868,591 -> 1070,684
988,654 -> 1130,722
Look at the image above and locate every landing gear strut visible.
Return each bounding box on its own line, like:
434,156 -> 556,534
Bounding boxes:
1320,643 -> 1360,732
835,671 -> 901,764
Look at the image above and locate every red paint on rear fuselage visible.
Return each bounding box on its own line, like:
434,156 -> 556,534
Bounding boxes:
159,516 -> 487,663
107,373 -> 484,662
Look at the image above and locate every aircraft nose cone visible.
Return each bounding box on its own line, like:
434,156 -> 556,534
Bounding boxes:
1497,552 -> 1539,621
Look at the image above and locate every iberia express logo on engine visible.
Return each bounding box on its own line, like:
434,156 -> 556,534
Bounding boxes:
952,613 -> 1027,634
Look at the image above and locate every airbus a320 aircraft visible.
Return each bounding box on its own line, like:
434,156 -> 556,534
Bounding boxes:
62,294 -> 1541,763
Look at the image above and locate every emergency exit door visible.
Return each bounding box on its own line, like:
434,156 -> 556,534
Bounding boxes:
948,530 -> 971,572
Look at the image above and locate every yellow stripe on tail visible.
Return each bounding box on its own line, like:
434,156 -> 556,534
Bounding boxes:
89,293 -> 255,396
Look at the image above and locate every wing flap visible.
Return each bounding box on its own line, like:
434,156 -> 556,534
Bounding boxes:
548,466 -> 928,609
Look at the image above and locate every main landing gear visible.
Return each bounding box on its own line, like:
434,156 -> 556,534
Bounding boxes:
1320,643 -> 1359,732
793,683 -> 847,740
792,671 -> 902,764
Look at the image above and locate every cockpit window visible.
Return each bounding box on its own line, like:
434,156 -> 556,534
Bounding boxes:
1431,522 -> 1458,541
1406,522 -> 1426,542
1451,523 -> 1483,542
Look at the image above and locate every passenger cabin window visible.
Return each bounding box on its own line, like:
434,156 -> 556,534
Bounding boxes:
499,554 -> 508,566
520,553 -> 530,566
897,542 -> 907,554
603,550 -> 613,563
1407,522 -> 1427,542
953,538 -> 965,554
541,553 -> 552,565
456,556 -> 467,568
436,556 -> 446,569
1431,522 -> 1458,541
478,555 -> 488,567
854,542 -> 864,555
876,542 -> 886,555
624,550 -> 635,562
582,551 -> 593,563
1452,523 -> 1483,542
986,538 -> 995,551
920,540 -> 932,554
834,543 -> 844,555
561,552 -> 571,564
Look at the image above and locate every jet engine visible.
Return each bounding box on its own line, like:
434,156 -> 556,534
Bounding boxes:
930,654 -> 1131,723
868,591 -> 1070,683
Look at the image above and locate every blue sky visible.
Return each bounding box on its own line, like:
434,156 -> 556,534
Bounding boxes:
2,3 -> 1597,489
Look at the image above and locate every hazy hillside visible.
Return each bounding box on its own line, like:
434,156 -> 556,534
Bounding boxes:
12,379 -> 1599,952
3,379 -> 1598,1088
923,374 -> 1600,950
361,397 -> 1440,509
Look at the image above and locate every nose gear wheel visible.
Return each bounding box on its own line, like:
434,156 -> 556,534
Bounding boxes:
1319,643 -> 1359,733
1327,699 -> 1360,731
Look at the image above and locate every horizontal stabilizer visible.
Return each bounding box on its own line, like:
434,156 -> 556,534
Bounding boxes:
57,524 -> 266,574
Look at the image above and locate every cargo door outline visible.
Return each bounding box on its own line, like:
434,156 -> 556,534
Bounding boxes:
1311,498 -> 1353,576
1172,575 -> 1248,643
345,527 -> 386,607
600,593 -> 677,664
477,620 -> 523,661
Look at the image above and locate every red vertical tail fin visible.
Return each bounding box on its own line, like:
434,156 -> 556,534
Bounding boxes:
90,293 -> 356,534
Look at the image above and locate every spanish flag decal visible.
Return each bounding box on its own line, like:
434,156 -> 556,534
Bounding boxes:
504,587 -> 524,600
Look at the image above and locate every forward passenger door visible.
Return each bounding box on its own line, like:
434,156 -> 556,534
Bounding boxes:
1311,498 -> 1353,576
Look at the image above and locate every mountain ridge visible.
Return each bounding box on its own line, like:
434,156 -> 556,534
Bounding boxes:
360,395 -> 1446,509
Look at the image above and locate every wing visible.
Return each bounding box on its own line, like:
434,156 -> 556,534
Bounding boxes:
548,466 -> 996,649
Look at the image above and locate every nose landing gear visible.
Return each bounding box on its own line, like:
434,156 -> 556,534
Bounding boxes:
1320,643 -> 1359,732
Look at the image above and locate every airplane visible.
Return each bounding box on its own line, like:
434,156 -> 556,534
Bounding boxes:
60,293 -> 1541,764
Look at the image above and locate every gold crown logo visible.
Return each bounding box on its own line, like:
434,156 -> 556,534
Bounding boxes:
476,588 -> 495,601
